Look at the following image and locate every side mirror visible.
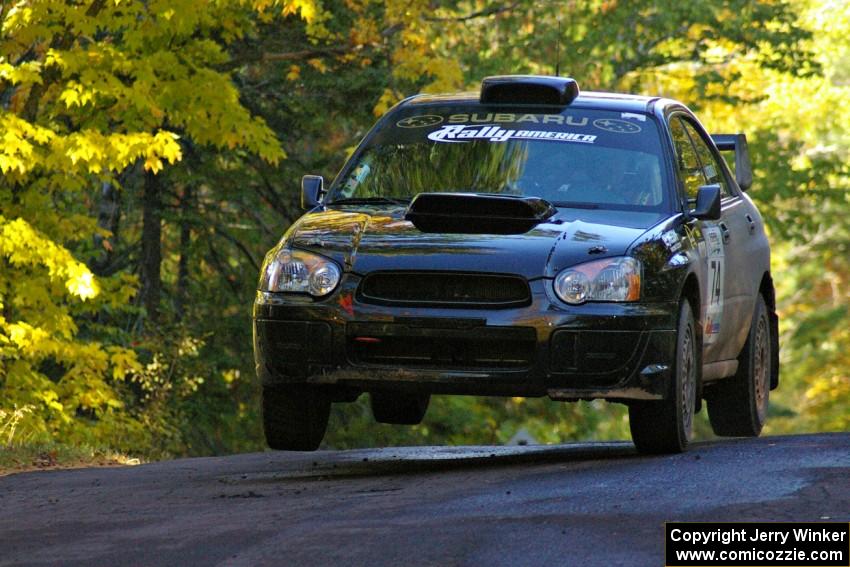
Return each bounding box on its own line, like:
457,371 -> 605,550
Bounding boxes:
690,184 -> 721,220
301,175 -> 324,210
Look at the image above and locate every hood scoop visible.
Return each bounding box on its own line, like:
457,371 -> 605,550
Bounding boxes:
405,193 -> 557,234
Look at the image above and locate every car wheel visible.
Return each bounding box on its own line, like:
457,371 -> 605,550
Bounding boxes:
629,300 -> 697,454
706,294 -> 770,437
262,385 -> 331,451
370,392 -> 430,425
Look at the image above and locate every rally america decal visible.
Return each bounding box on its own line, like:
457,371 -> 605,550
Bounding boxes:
427,124 -> 597,144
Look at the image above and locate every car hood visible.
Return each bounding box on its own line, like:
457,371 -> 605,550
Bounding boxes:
286,206 -> 667,279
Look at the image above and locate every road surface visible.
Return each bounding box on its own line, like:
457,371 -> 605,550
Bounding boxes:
1,433 -> 848,566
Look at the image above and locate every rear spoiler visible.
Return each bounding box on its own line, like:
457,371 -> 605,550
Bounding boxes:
711,133 -> 752,191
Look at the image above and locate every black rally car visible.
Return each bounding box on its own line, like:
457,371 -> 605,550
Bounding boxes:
254,75 -> 779,454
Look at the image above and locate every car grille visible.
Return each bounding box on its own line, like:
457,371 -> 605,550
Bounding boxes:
347,322 -> 536,370
358,271 -> 531,308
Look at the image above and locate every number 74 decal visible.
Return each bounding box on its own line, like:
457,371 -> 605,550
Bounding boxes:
703,226 -> 725,344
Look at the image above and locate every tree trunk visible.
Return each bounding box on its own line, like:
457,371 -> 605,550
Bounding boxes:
140,170 -> 162,324
91,181 -> 121,276
175,185 -> 192,322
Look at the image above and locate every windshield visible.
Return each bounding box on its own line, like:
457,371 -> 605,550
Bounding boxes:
329,107 -> 670,211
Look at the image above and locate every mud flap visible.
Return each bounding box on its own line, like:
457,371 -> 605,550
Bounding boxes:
769,310 -> 780,390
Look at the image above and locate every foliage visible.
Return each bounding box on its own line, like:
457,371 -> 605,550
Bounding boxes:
326,396 -> 632,449
769,2 -> 850,433
0,0 -> 315,456
0,439 -> 139,476
637,0 -> 850,434
0,403 -> 33,446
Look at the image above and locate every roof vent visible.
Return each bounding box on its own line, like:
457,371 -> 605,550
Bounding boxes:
480,75 -> 580,106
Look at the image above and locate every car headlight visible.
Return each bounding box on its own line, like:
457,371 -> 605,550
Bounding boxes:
258,248 -> 342,296
553,257 -> 640,304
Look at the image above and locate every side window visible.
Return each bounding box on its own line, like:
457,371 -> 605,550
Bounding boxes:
669,117 -> 705,201
680,119 -> 732,198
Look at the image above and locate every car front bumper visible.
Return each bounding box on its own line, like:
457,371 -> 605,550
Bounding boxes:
253,276 -> 678,402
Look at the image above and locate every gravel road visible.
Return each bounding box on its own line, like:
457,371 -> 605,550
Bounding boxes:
1,433 -> 848,566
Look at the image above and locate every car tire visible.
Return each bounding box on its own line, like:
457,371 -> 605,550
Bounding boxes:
629,300 -> 697,454
706,294 -> 770,437
262,385 -> 331,451
370,392 -> 430,425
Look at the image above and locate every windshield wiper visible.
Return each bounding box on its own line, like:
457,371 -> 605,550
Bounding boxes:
330,197 -> 410,206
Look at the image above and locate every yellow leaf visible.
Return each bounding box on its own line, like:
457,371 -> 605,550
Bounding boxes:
59,88 -> 80,108
144,156 -> 163,173
307,58 -> 327,73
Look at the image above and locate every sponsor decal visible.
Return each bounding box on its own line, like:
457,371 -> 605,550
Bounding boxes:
448,112 -> 587,126
396,115 -> 444,128
620,112 -> 647,122
703,225 -> 725,343
447,113 -> 589,126
662,229 -> 682,252
427,124 -> 597,144
593,118 -> 642,133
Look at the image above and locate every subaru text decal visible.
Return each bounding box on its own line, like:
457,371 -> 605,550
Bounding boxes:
447,113 -> 588,126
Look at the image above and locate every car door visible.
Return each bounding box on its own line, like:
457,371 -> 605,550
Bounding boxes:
668,115 -> 748,363
678,118 -> 760,361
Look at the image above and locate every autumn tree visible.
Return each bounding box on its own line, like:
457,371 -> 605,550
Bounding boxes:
0,0 -> 316,451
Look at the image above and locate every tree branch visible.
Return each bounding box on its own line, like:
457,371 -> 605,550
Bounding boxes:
224,23 -> 404,71
261,45 -> 361,62
213,225 -> 261,273
424,1 -> 520,22
205,239 -> 242,298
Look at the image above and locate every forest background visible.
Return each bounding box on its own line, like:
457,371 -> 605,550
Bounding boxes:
1,0 -> 848,461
